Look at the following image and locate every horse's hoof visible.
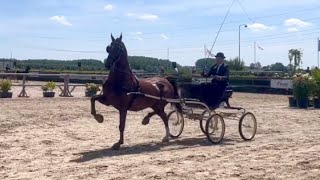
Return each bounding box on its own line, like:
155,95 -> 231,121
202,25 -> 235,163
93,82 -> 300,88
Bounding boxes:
142,117 -> 150,125
111,142 -> 121,151
94,114 -> 104,123
162,137 -> 169,143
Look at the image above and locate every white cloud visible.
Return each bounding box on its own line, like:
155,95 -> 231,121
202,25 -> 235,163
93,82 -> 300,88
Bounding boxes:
126,13 -> 158,21
133,37 -> 143,41
138,14 -> 158,21
287,27 -> 299,32
161,34 -> 169,40
284,18 -> 312,28
113,18 -> 120,23
104,4 -> 113,11
131,32 -> 143,35
49,16 -> 72,26
247,23 -> 274,32
127,13 -> 135,17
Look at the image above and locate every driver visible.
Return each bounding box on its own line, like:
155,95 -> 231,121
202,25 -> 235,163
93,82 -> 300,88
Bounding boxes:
201,52 -> 230,108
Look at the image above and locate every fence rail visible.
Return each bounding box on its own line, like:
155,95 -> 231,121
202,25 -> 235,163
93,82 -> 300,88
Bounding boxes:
1,72 -> 293,98
0,73 -> 108,97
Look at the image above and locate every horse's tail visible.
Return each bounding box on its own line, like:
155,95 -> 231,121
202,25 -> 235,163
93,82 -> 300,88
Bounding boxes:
165,76 -> 183,114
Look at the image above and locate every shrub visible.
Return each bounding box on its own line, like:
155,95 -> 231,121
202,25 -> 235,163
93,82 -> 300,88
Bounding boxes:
85,83 -> 100,93
292,73 -> 316,100
311,69 -> 320,98
0,79 -> 12,93
41,81 -> 56,92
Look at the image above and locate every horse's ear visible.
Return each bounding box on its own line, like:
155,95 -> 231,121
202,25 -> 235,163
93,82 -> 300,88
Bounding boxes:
111,33 -> 115,42
119,33 -> 122,41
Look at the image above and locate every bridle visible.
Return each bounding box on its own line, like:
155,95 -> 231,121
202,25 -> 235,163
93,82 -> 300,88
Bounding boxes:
106,41 -> 129,74
106,41 -> 140,93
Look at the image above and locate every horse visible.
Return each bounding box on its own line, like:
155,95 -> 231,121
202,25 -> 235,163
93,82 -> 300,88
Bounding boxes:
90,33 -> 182,150
16,66 -> 31,74
15,66 -> 31,82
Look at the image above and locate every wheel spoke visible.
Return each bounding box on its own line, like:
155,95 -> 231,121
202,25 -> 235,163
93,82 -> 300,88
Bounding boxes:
239,112 -> 257,141
205,114 -> 225,144
168,110 -> 184,138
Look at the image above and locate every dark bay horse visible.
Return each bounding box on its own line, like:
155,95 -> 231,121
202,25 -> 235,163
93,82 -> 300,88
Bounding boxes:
90,33 -> 182,150
3,66 -> 30,82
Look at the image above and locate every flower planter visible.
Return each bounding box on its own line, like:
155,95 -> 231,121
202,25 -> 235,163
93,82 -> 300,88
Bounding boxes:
297,99 -> 308,109
313,98 -> 320,109
288,96 -> 297,107
0,92 -> 13,98
308,99 -> 314,107
85,91 -> 97,97
43,92 -> 55,98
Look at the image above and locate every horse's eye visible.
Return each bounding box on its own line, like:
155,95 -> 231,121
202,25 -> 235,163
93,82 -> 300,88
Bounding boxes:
106,45 -> 111,53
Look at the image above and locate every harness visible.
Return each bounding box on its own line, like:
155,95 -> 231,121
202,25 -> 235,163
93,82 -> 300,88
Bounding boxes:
107,41 -> 141,110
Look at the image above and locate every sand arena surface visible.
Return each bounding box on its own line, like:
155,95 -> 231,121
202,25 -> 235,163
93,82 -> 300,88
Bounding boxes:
1,82 -> 320,179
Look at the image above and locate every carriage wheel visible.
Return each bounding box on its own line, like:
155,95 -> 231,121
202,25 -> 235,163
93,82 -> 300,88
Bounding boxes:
168,110 -> 184,138
205,114 -> 225,144
200,109 -> 210,134
239,112 -> 257,141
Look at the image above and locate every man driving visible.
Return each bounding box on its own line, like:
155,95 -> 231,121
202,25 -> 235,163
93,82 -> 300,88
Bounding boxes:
201,52 -> 230,108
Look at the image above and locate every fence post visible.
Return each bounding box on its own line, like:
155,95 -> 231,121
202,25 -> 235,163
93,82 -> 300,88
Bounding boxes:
60,74 -> 72,97
18,74 -> 29,97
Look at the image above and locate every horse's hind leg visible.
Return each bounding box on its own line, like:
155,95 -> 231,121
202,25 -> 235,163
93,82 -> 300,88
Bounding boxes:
90,95 -> 106,123
158,111 -> 170,143
142,111 -> 157,125
153,105 -> 170,143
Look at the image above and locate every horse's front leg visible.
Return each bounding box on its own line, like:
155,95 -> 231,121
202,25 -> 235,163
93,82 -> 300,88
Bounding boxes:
111,110 -> 127,150
90,95 -> 105,123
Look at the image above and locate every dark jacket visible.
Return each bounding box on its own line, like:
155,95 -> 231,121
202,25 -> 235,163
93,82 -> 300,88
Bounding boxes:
206,63 -> 229,86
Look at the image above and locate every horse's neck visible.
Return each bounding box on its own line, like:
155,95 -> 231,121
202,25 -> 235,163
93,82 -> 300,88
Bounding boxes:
108,68 -> 133,82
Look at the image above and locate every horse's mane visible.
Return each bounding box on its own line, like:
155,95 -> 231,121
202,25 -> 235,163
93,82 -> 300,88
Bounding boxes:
116,38 -> 128,57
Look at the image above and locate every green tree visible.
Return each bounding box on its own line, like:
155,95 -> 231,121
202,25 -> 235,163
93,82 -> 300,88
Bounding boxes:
270,62 -> 286,71
227,57 -> 245,71
288,49 -> 303,73
195,58 -> 215,70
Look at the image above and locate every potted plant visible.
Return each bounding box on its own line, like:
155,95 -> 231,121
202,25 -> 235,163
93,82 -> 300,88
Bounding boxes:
85,83 -> 100,97
311,69 -> 320,108
42,81 -> 56,98
0,79 -> 13,98
288,96 -> 297,108
292,73 -> 315,108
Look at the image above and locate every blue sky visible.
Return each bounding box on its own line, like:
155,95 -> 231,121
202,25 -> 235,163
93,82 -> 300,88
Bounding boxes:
1,0 -> 320,68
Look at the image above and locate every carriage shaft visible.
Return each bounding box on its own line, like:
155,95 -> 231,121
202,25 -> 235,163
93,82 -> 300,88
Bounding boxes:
127,92 -> 211,111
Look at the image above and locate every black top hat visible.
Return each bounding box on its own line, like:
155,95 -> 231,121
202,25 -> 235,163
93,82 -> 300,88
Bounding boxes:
215,52 -> 225,58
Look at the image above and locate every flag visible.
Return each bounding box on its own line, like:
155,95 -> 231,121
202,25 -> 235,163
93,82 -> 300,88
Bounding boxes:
257,45 -> 264,51
318,39 -> 320,51
207,49 -> 215,57
204,45 -> 215,57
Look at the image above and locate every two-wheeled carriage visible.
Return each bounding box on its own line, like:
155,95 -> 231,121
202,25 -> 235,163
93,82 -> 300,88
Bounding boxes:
128,81 -> 257,144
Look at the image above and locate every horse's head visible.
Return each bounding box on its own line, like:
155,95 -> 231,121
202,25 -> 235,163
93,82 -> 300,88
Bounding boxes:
105,33 -> 127,70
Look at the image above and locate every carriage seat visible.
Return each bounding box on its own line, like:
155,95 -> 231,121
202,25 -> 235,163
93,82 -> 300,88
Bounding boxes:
219,86 -> 243,110
221,86 -> 233,100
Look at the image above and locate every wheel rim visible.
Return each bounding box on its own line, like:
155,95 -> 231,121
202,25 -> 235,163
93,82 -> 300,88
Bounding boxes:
169,111 -> 184,137
240,113 -> 257,140
200,110 -> 211,134
206,114 -> 225,143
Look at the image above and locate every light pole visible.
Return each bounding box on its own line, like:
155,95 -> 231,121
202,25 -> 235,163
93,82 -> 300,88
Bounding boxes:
239,24 -> 247,62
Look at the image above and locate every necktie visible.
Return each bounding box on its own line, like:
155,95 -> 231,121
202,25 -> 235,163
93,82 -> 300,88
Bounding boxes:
216,64 -> 221,74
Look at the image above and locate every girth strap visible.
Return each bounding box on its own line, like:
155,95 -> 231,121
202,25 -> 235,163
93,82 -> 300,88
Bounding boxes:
126,73 -> 141,110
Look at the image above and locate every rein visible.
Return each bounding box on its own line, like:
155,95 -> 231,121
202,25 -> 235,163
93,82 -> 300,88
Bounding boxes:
107,41 -> 141,110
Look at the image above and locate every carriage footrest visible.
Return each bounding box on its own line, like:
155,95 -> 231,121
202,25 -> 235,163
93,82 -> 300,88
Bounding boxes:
183,98 -> 200,102
224,106 -> 244,111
